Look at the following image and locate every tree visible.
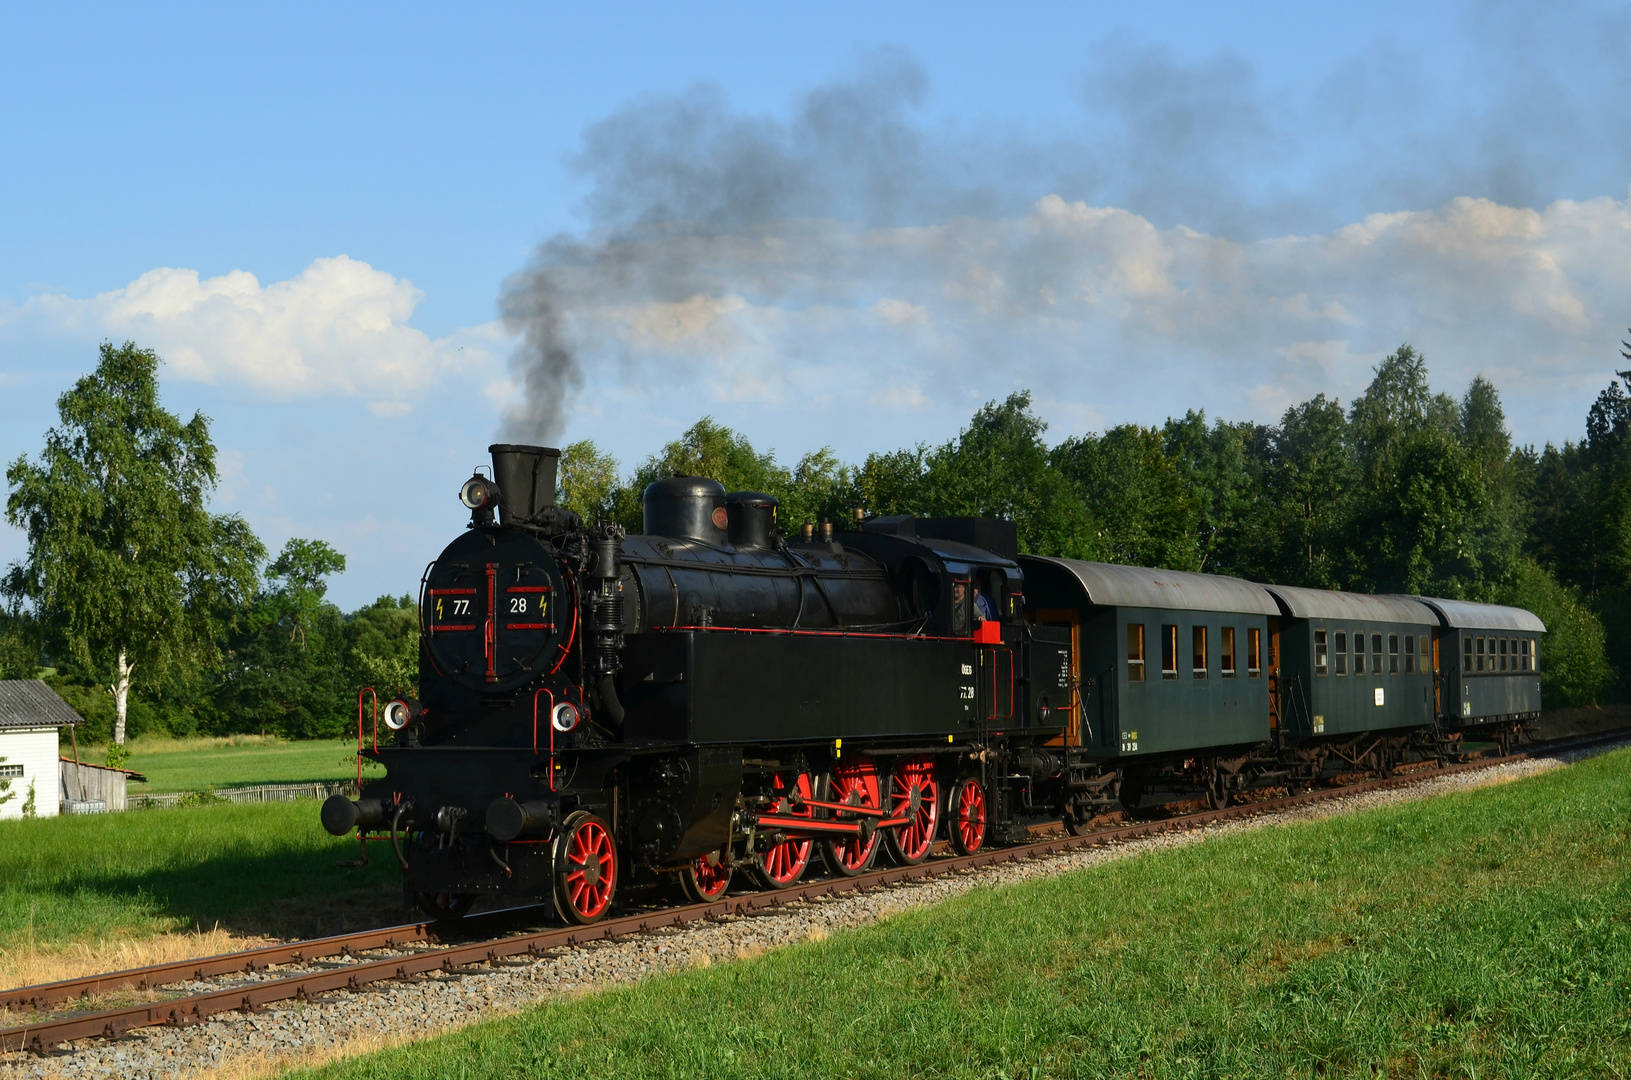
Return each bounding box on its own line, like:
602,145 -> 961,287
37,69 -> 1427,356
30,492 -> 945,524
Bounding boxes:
4,342 -> 264,744
1052,424 -> 1198,570
347,595 -> 421,702
217,538 -> 349,738
1260,395 -> 1352,587
557,439 -> 623,524
913,393 -> 1094,558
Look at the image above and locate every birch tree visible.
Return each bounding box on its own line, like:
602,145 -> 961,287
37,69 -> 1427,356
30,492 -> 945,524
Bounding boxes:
4,342 -> 263,744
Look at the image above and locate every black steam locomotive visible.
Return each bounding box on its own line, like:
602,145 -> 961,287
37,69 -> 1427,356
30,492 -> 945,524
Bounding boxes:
322,443 -> 1544,924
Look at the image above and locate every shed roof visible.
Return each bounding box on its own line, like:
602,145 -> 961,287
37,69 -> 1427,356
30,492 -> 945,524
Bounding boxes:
1260,585 -> 1436,625
1020,557 -> 1280,615
0,680 -> 84,730
1404,596 -> 1546,632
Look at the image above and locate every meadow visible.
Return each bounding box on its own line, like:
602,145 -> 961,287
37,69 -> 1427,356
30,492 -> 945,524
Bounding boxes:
74,734 -> 384,793
290,748 -> 1631,1080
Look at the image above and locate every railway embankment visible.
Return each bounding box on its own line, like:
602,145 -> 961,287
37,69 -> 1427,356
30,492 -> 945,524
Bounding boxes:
5,739 -> 1626,1080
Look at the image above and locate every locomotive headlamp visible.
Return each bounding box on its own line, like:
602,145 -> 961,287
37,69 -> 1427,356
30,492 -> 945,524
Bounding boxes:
383,698 -> 423,731
551,701 -> 582,732
459,475 -> 501,511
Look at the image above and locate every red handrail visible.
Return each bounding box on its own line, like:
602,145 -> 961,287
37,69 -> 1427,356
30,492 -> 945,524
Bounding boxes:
532,687 -> 557,791
356,688 -> 379,788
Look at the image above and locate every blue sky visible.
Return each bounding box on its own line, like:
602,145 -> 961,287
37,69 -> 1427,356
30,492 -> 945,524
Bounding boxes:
3,1 -> 1629,607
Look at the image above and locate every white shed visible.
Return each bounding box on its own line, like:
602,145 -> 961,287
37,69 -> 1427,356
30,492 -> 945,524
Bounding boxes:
0,681 -> 84,820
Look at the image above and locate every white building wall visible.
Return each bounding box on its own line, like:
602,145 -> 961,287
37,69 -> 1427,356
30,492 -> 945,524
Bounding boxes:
0,727 -> 62,819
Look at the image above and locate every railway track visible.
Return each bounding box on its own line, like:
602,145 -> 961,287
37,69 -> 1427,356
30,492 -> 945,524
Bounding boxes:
5,729 -> 1626,1056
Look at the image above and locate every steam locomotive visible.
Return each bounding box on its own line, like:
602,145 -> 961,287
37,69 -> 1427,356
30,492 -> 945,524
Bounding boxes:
322,443 -> 1544,924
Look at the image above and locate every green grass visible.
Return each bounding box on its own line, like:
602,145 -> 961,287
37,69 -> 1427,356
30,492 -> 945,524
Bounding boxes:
75,735 -> 384,793
0,801 -> 400,950
292,751 -> 1631,1080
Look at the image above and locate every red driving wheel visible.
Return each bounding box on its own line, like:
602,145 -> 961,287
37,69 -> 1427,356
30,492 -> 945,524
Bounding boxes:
754,772 -> 815,888
947,776 -> 987,855
679,849 -> 732,902
820,757 -> 882,876
884,757 -> 940,865
553,811 -> 617,924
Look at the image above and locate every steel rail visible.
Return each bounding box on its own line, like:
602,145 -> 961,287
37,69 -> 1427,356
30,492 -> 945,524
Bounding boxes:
5,729 -> 1625,1055
0,904 -> 546,1016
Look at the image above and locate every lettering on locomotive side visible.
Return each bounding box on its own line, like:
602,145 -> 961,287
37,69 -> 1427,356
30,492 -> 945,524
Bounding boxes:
1120,730 -> 1139,753
1312,714 -> 1325,734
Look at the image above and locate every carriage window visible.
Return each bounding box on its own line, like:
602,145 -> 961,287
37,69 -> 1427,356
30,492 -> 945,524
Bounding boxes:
1220,627 -> 1236,678
1388,634 -> 1399,675
1355,631 -> 1366,674
1162,625 -> 1178,680
1424,635 -> 1434,673
1248,628 -> 1262,677
1127,624 -> 1145,682
1404,634 -> 1415,674
951,579 -> 970,635
1505,638 -> 1514,671
1334,631 -> 1348,675
1520,638 -> 1532,672
1476,636 -> 1485,672
1193,625 -> 1208,678
1314,629 -> 1329,676
1464,636 -> 1473,672
1532,639 -> 1539,672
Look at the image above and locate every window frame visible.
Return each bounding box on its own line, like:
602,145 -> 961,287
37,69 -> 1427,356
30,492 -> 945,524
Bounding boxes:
1334,630 -> 1348,676
1127,623 -> 1145,682
1476,636 -> 1485,672
1248,627 -> 1262,677
1388,633 -> 1400,675
1314,629 -> 1329,677
1161,624 -> 1178,680
1220,626 -> 1236,678
1354,630 -> 1366,675
1192,625 -> 1209,679
1404,633 -> 1415,674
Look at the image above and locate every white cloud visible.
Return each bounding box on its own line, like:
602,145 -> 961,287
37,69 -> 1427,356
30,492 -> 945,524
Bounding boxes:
541,188 -> 1631,443
18,256 -> 503,401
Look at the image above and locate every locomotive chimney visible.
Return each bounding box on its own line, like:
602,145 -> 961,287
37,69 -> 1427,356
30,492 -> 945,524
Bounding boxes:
488,444 -> 560,525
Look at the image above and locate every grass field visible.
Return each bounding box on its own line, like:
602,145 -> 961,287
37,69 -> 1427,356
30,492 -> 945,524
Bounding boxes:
289,749 -> 1631,1080
0,800 -> 399,989
76,735 -> 385,793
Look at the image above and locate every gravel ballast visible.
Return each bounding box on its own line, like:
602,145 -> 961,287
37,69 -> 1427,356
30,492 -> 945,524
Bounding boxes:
4,741 -> 1621,1080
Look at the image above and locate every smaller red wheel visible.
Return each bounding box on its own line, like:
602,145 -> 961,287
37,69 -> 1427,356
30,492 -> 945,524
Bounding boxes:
679,850 -> 732,902
947,776 -> 987,855
884,758 -> 940,865
554,811 -> 617,924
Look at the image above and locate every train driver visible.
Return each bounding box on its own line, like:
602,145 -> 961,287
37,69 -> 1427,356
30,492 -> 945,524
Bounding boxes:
972,581 -> 997,624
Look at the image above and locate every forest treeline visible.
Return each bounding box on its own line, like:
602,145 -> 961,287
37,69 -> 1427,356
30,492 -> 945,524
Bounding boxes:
561,344 -> 1629,712
2,341 -> 1626,744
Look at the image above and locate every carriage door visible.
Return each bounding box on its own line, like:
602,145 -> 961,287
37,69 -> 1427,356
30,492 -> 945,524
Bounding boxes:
1031,609 -> 1080,746
1267,618 -> 1281,730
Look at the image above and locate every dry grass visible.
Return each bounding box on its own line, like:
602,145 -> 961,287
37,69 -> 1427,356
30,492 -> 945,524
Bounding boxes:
0,925 -> 273,992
